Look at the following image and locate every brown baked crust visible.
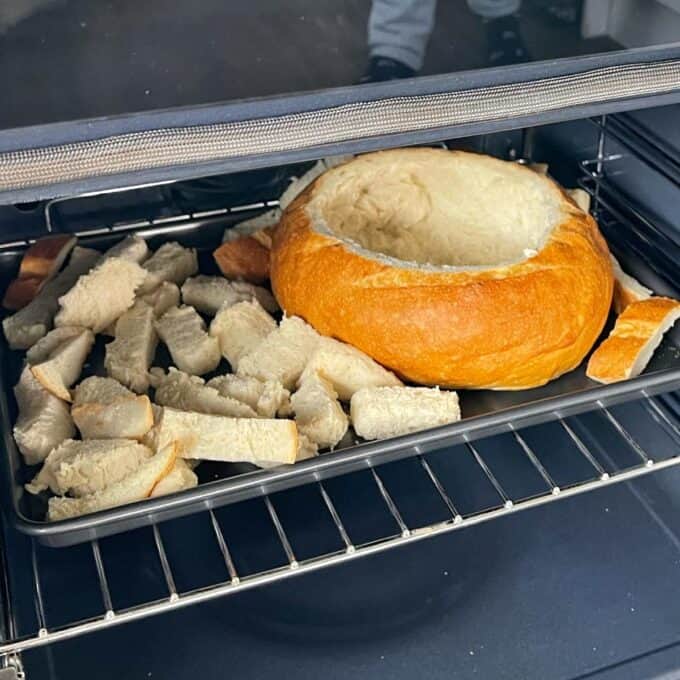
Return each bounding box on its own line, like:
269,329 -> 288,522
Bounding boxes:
586,297 -> 680,384
214,236 -> 270,283
19,235 -> 76,279
3,277 -> 44,311
271,150 -> 614,390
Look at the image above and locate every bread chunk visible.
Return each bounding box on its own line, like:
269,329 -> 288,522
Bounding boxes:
206,374 -> 290,418
139,242 -> 198,293
292,374 -> 348,448
182,275 -> 277,315
610,255 -> 653,315
139,281 -> 180,317
150,459 -> 198,497
102,235 -> 149,264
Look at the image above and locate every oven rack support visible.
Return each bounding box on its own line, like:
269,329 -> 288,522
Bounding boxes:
1,395 -> 680,660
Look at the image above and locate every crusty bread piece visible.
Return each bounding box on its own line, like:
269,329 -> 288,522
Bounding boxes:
291,374 -> 348,448
55,257 -> 147,332
139,242 -> 198,293
47,442 -> 176,521
209,299 -> 276,369
155,305 -> 221,375
102,235 -> 149,264
237,315 -> 321,390
3,246 -> 100,350
181,275 -> 278,315
72,376 -> 154,440
3,235 -> 77,310
26,437 -> 153,497
566,188 -> 591,213
222,209 -> 281,243
105,300 -> 158,393
154,367 -> 257,418
139,280 -> 180,318
610,254 -> 652,315
350,386 -> 461,440
13,367 -> 75,465
213,236 -> 271,284
30,327 -> 95,401
206,374 -> 290,418
151,407 -> 298,465
150,459 -> 198,497
299,336 -> 402,401
587,297 -> 680,384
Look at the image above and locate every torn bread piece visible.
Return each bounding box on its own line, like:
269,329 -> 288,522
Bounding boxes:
47,442 -> 176,521
105,300 -> 158,393
101,235 -> 149,264
30,327 -> 94,401
151,407 -> 298,465
206,374 -> 290,418
13,367 -> 75,465
181,275 -> 277,315
154,367 -> 257,418
150,459 -> 198,497
54,257 -> 147,332
237,315 -> 321,390
278,155 -> 353,210
350,386 -> 461,440
72,376 -> 154,440
610,254 -> 653,314
139,241 -> 198,293
140,281 -> 181,317
292,374 -> 348,449
3,246 -> 100,350
300,336 -> 403,401
587,297 -> 680,384
254,433 -> 318,469
222,209 -> 280,243
26,325 -> 88,365
213,236 -> 271,284
155,306 -> 221,375
209,299 -> 276,370
26,438 -> 153,497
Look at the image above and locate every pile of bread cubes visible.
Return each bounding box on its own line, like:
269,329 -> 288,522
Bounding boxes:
2,165 -> 462,522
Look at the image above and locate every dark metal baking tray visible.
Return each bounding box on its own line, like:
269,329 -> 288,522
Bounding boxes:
2,199 -> 680,548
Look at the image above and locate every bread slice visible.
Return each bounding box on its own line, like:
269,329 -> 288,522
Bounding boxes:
222,209 -> 281,243
181,275 -> 278,315
72,376 -> 154,440
26,437 -> 153,497
154,367 -> 257,418
206,374 -> 290,418
291,374 -> 348,448
213,236 -> 270,284
150,458 -> 198,497
237,315 -> 321,390
300,336 -> 402,401
3,246 -> 100,350
13,367 -> 75,465
209,299 -> 276,369
139,280 -> 181,318
30,327 -> 95,401
155,305 -> 221,375
47,441 -> 176,521
350,386 -> 461,440
105,300 -> 158,393
586,297 -> 680,384
151,407 -> 298,465
610,254 -> 652,315
139,242 -> 198,293
55,257 -> 147,332
102,235 -> 149,264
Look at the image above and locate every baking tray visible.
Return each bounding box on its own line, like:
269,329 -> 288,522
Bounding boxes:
2,199 -> 680,547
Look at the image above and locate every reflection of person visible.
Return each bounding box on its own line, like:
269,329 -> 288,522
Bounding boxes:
361,0 -> 530,83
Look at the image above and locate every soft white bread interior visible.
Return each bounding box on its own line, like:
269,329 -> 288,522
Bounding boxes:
3,246 -> 100,350
237,315 -> 320,390
139,242 -> 198,293
291,374 -> 348,448
101,235 -> 149,264
150,458 -> 198,497
155,305 -> 221,375
300,336 -> 402,401
154,367 -> 257,418
140,281 -> 181,318
254,432 -> 318,469
13,367 -> 75,465
71,376 -> 154,440
350,386 -> 461,440
610,254 -> 653,314
26,437 -> 153,497
26,325 -> 88,365
566,188 -> 591,213
587,297 -> 680,383
30,327 -> 95,401
105,300 -> 158,393
54,257 -> 147,332
47,442 -> 176,521
209,299 -> 276,369
230,280 -> 278,313
150,407 -> 298,465
206,374 -> 290,418
180,275 -> 276,315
